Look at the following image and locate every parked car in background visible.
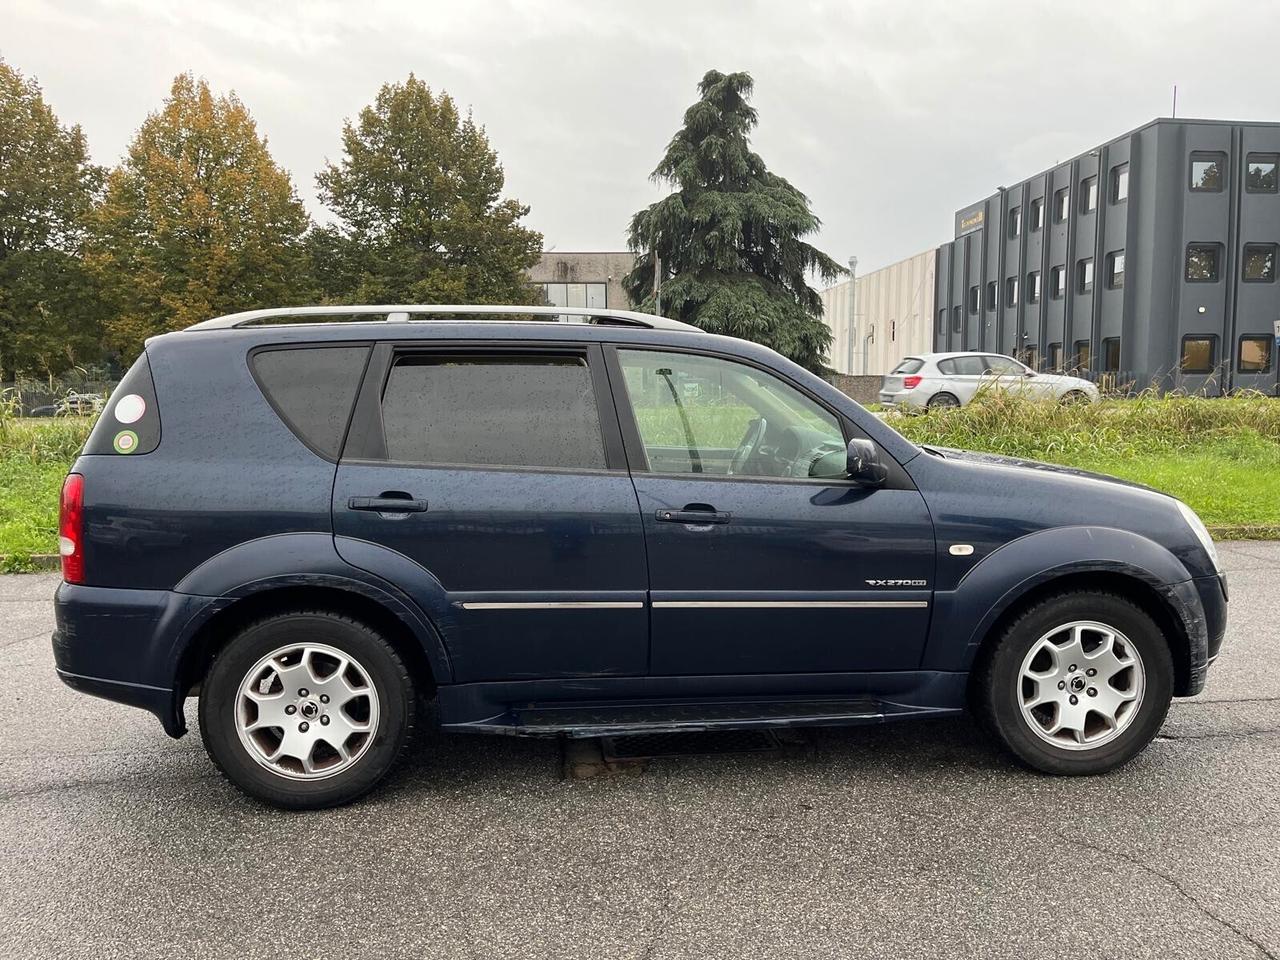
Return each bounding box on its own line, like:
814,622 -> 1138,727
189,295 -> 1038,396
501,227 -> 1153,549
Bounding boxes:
879,353 -> 1099,410
28,392 -> 107,417
53,306 -> 1223,809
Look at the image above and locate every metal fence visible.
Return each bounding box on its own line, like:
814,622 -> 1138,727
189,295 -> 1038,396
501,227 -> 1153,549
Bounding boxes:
0,381 -> 118,417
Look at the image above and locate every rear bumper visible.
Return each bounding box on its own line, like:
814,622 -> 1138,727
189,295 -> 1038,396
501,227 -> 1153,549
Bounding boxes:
878,390 -> 924,408
52,581 -> 214,737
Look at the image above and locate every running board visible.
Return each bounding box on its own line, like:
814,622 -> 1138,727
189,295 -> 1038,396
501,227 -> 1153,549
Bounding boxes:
442,697 -> 954,738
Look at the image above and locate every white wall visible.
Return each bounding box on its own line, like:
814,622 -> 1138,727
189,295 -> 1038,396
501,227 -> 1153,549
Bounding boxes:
821,249 -> 936,375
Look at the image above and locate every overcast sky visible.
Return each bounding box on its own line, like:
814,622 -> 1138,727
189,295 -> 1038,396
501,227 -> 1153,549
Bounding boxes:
4,0 -> 1279,275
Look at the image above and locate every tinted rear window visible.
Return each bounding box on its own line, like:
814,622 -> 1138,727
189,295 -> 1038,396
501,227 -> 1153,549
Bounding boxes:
380,355 -> 605,470
891,358 -> 924,375
252,345 -> 371,459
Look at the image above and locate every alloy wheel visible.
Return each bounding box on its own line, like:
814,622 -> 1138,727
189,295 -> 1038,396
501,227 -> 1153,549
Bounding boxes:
1017,620 -> 1146,750
234,642 -> 380,779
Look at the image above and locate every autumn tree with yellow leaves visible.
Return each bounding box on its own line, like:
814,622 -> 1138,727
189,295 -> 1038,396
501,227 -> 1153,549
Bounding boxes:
88,74 -> 311,357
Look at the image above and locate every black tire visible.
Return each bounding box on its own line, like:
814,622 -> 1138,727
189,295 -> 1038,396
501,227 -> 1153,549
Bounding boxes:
974,591 -> 1174,775
198,610 -> 416,809
1060,390 -> 1089,405
927,392 -> 961,410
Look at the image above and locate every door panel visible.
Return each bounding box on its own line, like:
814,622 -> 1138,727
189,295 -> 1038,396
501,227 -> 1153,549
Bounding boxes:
334,344 -> 648,683
635,477 -> 935,674
611,346 -> 936,677
333,464 -> 647,681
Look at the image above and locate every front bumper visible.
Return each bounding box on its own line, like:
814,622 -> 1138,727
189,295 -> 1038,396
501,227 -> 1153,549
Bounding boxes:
52,581 -> 215,737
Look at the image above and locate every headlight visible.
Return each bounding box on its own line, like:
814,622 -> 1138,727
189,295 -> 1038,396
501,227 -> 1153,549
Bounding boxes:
1176,500 -> 1220,573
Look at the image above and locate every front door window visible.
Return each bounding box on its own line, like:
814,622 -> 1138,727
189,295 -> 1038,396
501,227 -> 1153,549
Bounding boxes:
616,349 -> 845,480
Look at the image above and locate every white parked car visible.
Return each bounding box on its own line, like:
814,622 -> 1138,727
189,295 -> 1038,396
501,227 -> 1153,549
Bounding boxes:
879,352 -> 1099,410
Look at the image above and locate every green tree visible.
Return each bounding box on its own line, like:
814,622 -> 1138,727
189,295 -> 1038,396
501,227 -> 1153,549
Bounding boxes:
624,70 -> 843,372
314,74 -> 543,305
88,73 -> 311,358
0,59 -> 105,381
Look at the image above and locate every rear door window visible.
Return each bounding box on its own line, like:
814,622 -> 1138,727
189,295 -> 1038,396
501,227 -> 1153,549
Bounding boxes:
941,355 -> 986,376
252,345 -> 371,460
379,355 -> 606,470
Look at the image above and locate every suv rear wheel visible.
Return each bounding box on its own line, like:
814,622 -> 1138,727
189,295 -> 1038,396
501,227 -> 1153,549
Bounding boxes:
198,611 -> 415,808
975,591 -> 1173,774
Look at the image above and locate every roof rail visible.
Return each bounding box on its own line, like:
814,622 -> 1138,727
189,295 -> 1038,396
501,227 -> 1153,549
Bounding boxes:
183,304 -> 696,332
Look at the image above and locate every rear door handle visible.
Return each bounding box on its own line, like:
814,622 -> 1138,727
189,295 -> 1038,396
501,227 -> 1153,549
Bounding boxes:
348,495 -> 429,514
656,508 -> 731,524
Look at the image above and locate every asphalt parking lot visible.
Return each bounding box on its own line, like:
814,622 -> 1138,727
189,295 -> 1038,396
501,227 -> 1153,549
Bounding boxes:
1,546 -> 1277,960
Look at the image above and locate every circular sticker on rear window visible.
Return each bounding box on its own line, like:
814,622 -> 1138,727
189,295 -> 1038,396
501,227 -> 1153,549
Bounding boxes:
114,394 -> 146,424
113,430 -> 139,454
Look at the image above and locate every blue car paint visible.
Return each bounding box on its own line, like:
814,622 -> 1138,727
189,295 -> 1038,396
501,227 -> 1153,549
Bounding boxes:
51,320 -> 1227,738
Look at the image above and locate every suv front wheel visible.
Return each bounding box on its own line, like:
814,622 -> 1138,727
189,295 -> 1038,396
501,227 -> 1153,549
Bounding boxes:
198,610 -> 416,808
975,591 -> 1174,774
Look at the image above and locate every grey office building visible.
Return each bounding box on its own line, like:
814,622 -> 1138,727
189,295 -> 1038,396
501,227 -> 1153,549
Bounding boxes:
934,118 -> 1280,394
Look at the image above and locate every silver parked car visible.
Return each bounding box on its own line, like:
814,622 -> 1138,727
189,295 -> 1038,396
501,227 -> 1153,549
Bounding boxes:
879,352 -> 1099,410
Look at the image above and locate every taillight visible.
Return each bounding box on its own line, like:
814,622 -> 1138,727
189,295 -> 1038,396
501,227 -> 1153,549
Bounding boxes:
59,473 -> 84,584
903,375 -> 922,389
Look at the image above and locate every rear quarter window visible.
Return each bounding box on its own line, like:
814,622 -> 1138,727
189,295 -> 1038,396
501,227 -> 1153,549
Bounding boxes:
83,352 -> 161,456
252,345 -> 371,459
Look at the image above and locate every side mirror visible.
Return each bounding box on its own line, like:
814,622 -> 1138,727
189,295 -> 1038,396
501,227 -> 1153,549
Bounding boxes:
846,438 -> 888,487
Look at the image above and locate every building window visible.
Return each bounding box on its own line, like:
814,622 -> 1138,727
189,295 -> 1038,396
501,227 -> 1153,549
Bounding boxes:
1047,342 -> 1063,371
1078,258 -> 1095,293
1017,345 -> 1039,369
1080,176 -> 1098,214
1243,243 -> 1277,282
1009,206 -> 1022,238
1110,162 -> 1129,203
1101,337 -> 1120,373
1239,336 -> 1273,373
1073,340 -> 1091,372
1006,277 -> 1019,306
1180,336 -> 1217,374
540,281 -> 607,311
1106,250 -> 1125,289
1053,187 -> 1070,223
1246,153 -> 1279,193
985,280 -> 997,311
968,285 -> 980,313
891,319 -> 896,342
1185,243 -> 1221,282
937,309 -> 946,334
1030,197 -> 1044,231
1189,152 -> 1226,192
1026,271 -> 1041,304
953,306 -> 962,332
1050,266 -> 1066,299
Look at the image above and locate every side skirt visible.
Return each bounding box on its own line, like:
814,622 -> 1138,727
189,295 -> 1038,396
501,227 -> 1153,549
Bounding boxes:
436,670 -> 968,739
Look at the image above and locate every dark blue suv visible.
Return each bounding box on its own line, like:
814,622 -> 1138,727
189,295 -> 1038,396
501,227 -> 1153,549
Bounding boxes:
52,305 -> 1227,808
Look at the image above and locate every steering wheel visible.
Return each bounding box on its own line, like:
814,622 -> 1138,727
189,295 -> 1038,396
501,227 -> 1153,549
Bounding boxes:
727,417 -> 767,475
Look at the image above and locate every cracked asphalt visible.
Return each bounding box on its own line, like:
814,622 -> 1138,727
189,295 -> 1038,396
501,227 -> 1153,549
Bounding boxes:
1,544 -> 1277,960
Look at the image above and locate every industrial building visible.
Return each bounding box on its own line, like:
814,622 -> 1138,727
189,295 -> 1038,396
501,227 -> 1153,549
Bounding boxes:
934,118 -> 1280,394
818,249 -> 935,375
527,251 -> 635,313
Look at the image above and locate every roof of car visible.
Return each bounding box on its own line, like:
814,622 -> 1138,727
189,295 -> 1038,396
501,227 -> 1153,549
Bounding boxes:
184,304 -> 698,333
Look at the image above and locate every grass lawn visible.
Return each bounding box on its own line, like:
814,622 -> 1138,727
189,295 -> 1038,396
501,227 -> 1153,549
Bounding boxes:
0,392 -> 1276,569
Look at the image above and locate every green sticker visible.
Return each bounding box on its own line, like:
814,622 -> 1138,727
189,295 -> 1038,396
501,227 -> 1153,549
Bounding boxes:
113,430 -> 139,454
